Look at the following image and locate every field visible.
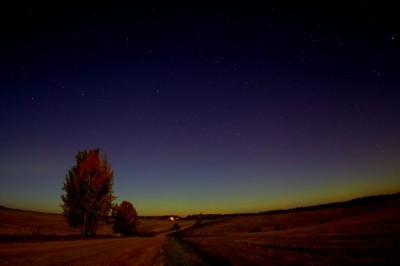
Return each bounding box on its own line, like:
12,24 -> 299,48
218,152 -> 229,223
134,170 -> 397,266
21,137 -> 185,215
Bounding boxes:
0,237 -> 165,265
0,208 -> 194,237
1,195 -> 400,265
176,197 -> 400,265
0,208 -> 194,265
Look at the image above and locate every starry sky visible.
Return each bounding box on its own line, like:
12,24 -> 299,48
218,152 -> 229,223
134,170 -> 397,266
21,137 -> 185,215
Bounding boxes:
1,1 -> 399,216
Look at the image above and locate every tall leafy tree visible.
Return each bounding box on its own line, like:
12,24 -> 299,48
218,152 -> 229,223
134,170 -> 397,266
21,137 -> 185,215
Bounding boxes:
113,201 -> 138,236
61,149 -> 115,237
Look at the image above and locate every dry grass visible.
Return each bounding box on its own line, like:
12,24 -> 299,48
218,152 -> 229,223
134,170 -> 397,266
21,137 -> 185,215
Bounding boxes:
0,209 -> 195,265
180,199 -> 400,237
178,198 -> 400,265
138,219 -> 196,236
0,236 -> 166,266
0,209 -> 194,238
177,199 -> 400,265
0,209 -> 80,236
1,196 -> 399,265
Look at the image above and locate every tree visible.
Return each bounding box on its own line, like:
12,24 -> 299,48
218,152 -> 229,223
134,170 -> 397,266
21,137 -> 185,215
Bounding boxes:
113,201 -> 138,236
61,149 -> 115,237
173,223 -> 180,231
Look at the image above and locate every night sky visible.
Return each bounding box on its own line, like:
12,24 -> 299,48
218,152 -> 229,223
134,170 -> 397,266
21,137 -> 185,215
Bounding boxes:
1,1 -> 399,216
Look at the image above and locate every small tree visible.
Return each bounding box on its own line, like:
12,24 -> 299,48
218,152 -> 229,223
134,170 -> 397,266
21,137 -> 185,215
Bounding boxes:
113,201 -> 138,236
173,223 -> 180,231
61,149 -> 115,237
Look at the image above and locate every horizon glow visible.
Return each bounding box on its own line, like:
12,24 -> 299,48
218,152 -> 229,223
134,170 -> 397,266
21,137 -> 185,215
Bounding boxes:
1,2 -> 399,216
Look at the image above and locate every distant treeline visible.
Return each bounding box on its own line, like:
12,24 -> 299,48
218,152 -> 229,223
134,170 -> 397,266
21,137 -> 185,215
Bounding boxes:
139,215 -> 182,220
0,205 -> 21,211
2,192 -> 399,221
142,192 -> 400,221
260,192 -> 400,215
184,213 -> 226,220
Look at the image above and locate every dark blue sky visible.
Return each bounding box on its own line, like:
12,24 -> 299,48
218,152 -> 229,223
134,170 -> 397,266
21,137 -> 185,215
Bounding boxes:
1,1 -> 399,215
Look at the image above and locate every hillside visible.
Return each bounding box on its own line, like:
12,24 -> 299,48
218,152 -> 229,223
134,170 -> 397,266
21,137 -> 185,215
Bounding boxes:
174,194 -> 400,265
0,208 -> 194,239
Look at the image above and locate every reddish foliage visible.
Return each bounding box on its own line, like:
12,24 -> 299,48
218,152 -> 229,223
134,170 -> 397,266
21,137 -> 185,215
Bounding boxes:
113,201 -> 138,236
61,149 -> 115,237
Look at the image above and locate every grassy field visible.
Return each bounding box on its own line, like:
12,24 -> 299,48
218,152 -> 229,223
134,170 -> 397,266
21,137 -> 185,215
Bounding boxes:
0,208 -> 194,238
176,197 -> 400,265
0,209 -> 81,236
138,219 -> 196,236
0,236 -> 166,266
0,209 -> 194,265
1,195 -> 399,265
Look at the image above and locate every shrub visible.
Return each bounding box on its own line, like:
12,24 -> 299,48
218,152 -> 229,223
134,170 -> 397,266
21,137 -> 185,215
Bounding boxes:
249,228 -> 262,233
113,201 -> 138,236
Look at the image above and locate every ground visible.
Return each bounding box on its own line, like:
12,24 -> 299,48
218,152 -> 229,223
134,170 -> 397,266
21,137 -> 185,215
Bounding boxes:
1,196 -> 400,265
0,237 -> 164,266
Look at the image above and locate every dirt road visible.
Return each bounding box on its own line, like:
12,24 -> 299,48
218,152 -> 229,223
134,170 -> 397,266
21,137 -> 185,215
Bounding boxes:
0,224 -> 203,266
0,237 -> 166,266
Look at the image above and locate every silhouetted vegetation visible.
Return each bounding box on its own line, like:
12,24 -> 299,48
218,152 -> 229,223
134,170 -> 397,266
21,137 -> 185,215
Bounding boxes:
113,201 -> 138,236
172,223 -> 181,231
249,228 -> 262,233
185,213 -> 224,221
179,193 -> 400,220
139,215 -> 181,220
259,192 -> 400,215
61,149 -> 115,237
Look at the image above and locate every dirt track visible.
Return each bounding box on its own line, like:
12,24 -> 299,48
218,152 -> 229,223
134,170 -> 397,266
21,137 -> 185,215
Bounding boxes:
2,197 -> 399,265
0,237 -> 165,266
0,223 -> 199,266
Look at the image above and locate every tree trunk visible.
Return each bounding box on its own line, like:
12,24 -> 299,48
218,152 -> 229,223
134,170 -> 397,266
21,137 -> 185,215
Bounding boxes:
82,175 -> 92,238
82,213 -> 87,238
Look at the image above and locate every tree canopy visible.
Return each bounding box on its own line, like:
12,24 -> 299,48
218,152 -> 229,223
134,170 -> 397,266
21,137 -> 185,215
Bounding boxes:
61,149 -> 115,237
113,201 -> 138,236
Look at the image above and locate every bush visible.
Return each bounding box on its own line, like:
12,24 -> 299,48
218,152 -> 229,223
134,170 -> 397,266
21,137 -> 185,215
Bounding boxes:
172,223 -> 181,231
249,228 -> 262,233
113,201 -> 138,236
